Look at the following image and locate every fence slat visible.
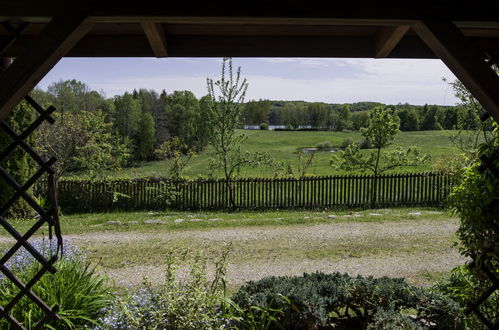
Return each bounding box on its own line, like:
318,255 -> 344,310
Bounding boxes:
53,172 -> 455,213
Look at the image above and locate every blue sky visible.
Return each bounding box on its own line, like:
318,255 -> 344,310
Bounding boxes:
38,58 -> 459,105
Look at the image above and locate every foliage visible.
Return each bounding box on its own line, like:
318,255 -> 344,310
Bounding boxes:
445,78 -> 497,161
336,104 -> 353,131
72,111 -> 131,180
207,58 -> 276,207
97,246 -> 233,329
332,106 -> 430,176
448,124 -> 499,261
232,272 -> 463,329
0,101 -> 36,219
244,100 -> 271,126
154,137 -> 195,179
446,119 -> 498,329
285,152 -> 315,178
260,122 -> 269,130
37,112 -> 87,179
135,112 -> 156,161
0,240 -> 113,329
433,265 -> 499,329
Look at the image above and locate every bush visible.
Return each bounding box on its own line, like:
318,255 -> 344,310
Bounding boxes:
98,247 -> 233,329
316,141 -> 332,149
260,122 -> 269,130
232,272 -> 463,329
433,265 -> 499,329
0,240 -> 113,329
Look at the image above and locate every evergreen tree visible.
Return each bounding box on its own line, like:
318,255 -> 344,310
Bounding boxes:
336,105 -> 353,131
135,112 -> 156,160
0,101 -> 36,219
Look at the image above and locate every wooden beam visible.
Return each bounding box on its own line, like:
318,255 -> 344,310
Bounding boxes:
141,22 -> 168,57
375,25 -> 410,58
0,15 -> 94,122
413,19 -> 499,123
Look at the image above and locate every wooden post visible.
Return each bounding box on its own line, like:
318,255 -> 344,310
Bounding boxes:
413,19 -> 499,123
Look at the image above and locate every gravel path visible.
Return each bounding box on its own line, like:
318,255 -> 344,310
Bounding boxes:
1,218 -> 465,287
81,219 -> 464,287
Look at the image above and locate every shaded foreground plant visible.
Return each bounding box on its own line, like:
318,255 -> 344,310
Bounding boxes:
0,240 -> 113,329
98,246 -> 234,329
232,272 -> 463,329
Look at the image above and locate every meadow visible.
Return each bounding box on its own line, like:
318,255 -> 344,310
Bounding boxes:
69,129 -> 459,180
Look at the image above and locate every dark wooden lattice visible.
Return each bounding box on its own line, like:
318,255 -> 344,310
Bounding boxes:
1,21 -> 62,330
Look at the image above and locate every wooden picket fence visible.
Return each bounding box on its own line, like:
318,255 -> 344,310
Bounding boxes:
52,172 -> 457,213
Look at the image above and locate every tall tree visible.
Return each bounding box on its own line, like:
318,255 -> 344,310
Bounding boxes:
332,106 -> 429,205
336,104 -> 353,131
0,101 -> 36,219
207,57 -> 273,208
333,106 -> 428,176
243,99 -> 271,125
135,112 -> 156,161
113,92 -> 142,142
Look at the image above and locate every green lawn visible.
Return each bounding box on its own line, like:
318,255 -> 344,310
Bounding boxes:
65,130 -> 458,180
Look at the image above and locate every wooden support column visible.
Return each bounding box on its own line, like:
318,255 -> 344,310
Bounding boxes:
413,19 -> 499,123
0,15 -> 94,121
375,26 -> 410,58
141,22 -> 168,57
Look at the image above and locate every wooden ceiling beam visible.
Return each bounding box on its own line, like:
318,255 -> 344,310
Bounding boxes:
141,22 -> 168,57
375,25 -> 410,58
0,14 -> 94,121
413,19 -> 499,123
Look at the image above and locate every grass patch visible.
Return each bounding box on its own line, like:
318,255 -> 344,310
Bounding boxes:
65,130 -> 458,179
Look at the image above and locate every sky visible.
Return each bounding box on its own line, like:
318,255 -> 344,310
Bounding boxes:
38,57 -> 460,105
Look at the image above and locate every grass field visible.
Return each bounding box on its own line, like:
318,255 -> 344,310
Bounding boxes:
65,129 -> 459,179
0,208 -> 465,289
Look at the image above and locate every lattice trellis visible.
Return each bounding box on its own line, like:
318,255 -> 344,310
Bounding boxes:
1,21 -> 62,330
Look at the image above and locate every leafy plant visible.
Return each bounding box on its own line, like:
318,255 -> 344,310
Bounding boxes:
98,246 -> 233,329
232,272 -> 463,329
0,240 -> 113,329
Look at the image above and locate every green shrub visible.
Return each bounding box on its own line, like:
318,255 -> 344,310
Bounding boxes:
433,265 -> 499,329
316,141 -> 332,149
232,272 -> 463,329
260,122 -> 269,130
0,240 -> 113,329
98,247 -> 234,329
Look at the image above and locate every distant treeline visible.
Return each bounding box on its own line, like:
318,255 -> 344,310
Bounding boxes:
243,100 -> 470,131
32,80 -> 468,166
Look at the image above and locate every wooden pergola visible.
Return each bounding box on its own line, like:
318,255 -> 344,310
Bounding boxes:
1,1 -> 498,328
1,1 -> 499,122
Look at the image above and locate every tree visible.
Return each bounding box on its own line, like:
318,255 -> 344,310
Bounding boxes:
135,112 -> 156,161
445,77 -> 497,161
243,99 -> 271,125
38,112 -> 87,179
398,109 -> 420,131
352,110 -> 369,130
308,103 -> 328,130
335,105 -> 353,131
207,57 -> 274,208
73,111 -> 131,180
0,101 -> 36,219
154,137 -> 195,179
332,106 -> 429,204
113,92 -> 141,143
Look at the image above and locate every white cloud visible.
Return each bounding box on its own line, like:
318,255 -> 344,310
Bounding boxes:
40,58 -> 459,105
